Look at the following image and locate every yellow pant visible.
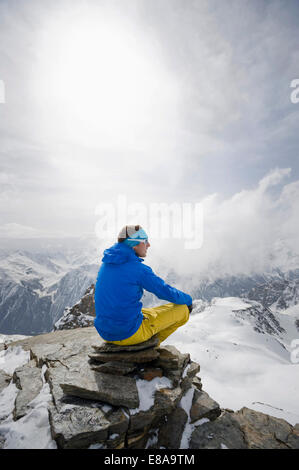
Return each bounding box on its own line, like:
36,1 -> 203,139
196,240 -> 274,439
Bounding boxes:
106,303 -> 189,346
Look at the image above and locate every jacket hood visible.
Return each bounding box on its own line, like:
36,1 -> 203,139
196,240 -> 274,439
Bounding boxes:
102,242 -> 144,265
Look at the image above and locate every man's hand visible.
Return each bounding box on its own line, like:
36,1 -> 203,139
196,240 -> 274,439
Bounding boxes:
188,304 -> 193,313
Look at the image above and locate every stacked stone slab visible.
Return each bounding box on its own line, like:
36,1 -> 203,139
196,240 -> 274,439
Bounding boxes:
57,334 -> 207,448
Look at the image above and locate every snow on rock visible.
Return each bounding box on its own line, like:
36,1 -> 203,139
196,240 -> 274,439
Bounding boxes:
0,382 -> 19,424
0,345 -> 30,375
0,289 -> 299,449
0,365 -> 57,449
130,376 -> 173,415
179,387 -> 195,449
0,334 -> 30,345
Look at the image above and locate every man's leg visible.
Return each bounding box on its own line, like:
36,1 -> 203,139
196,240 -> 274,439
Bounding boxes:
107,303 -> 189,346
142,303 -> 189,345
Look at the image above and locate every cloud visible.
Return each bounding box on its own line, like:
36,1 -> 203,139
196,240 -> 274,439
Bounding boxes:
150,167 -> 299,279
0,223 -> 53,239
0,0 -> 299,251
258,167 -> 291,192
2,167 -> 299,286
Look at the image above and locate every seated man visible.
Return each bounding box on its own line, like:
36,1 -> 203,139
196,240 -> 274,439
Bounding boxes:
94,225 -> 193,346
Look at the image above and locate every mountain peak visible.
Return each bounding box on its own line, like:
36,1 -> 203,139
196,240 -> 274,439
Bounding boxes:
0,327 -> 298,449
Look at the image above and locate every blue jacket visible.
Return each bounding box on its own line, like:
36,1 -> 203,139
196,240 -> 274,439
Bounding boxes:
94,242 -> 192,341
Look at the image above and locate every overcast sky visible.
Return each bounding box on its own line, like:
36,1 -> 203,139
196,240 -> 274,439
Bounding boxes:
0,0 -> 298,271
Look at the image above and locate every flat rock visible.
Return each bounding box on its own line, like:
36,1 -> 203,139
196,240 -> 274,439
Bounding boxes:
154,345 -> 190,371
8,326 -> 101,352
90,361 -> 137,375
0,370 -> 11,393
30,342 -> 91,368
48,399 -> 129,449
92,335 -> 159,353
127,431 -> 149,449
148,386 -> 183,421
180,361 -> 200,391
60,369 -> 139,408
190,408 -> 299,449
190,390 -> 221,423
128,385 -> 184,436
184,361 -> 200,379
44,352 -> 90,411
157,407 -> 188,449
192,376 -> 202,391
190,410 -> 248,449
233,407 -> 299,449
88,348 -> 159,364
12,360 -> 43,420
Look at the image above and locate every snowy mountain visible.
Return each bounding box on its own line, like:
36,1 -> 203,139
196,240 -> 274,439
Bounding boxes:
0,238 -> 102,335
1,235 -> 299,338
52,272 -> 299,428
246,273 -> 299,311
163,267 -> 299,315
53,284 -> 95,331
164,296 -> 299,426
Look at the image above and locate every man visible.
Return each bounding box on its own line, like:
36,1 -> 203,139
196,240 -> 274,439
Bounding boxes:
94,225 -> 193,346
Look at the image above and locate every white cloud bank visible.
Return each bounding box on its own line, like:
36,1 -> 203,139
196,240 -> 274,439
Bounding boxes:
148,167 -> 299,278
1,167 -> 298,281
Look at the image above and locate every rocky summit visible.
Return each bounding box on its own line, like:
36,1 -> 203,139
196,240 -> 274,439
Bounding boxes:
2,326 -> 299,449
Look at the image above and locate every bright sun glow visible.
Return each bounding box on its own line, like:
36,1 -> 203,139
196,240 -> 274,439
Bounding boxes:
32,9 -> 179,151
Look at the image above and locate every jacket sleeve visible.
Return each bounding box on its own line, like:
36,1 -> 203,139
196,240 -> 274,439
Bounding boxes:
139,264 -> 192,305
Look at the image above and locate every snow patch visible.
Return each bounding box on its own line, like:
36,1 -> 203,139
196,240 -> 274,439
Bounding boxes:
89,442 -> 106,449
0,382 -> 19,423
182,363 -> 191,379
146,428 -> 159,449
0,364 -> 57,449
0,345 -> 30,375
164,297 -> 299,425
193,417 -> 210,426
0,334 -> 30,345
130,376 -> 172,415
179,387 -> 195,449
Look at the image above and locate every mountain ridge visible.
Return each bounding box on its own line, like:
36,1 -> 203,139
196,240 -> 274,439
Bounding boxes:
1,238 -> 299,336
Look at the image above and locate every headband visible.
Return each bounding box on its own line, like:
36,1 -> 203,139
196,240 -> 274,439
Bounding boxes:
123,228 -> 148,248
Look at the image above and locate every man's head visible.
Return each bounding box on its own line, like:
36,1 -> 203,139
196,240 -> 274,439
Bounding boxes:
117,224 -> 150,258
132,238 -> 150,257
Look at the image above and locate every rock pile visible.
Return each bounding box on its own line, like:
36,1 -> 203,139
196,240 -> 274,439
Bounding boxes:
2,326 -> 299,450
56,333 -> 215,448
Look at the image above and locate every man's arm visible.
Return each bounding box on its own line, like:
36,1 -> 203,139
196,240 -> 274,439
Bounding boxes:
139,264 -> 192,306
